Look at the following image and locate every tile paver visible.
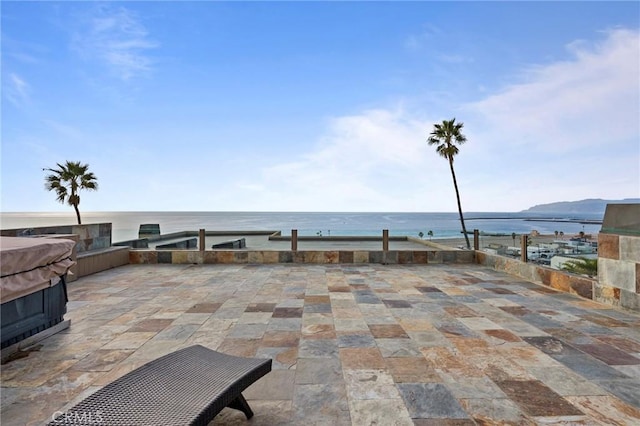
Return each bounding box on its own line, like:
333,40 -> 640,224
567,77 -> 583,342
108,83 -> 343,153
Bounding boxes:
2,263 -> 640,425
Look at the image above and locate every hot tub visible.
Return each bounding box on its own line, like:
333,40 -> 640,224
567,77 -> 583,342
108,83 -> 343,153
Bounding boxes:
1,236 -> 76,349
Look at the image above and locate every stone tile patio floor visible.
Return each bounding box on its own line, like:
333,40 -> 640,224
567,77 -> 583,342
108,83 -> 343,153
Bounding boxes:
2,263 -> 640,425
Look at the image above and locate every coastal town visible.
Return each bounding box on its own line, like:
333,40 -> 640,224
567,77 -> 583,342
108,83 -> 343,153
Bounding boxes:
481,231 -> 598,268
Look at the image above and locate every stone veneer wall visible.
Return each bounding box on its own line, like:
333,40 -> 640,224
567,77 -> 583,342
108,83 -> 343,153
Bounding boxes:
595,204 -> 640,312
129,249 -> 475,265
597,233 -> 640,311
477,204 -> 640,313
475,251 -> 595,301
1,223 -> 112,253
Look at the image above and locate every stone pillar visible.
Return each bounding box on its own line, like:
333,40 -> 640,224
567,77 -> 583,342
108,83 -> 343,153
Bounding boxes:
291,229 -> 298,252
383,229 -> 389,251
473,229 -> 480,251
199,229 -> 205,252
521,235 -> 528,262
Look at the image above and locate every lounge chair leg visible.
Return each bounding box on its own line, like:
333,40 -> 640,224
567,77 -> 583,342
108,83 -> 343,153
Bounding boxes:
228,393 -> 254,419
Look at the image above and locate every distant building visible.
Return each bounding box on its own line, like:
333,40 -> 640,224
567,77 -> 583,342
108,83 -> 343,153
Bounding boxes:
483,243 -> 507,256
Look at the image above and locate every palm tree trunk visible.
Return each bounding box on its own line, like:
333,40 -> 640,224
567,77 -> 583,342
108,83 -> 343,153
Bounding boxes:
73,204 -> 82,225
449,157 -> 470,249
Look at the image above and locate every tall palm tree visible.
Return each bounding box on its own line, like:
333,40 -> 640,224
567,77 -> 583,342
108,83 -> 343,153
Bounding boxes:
44,161 -> 98,225
427,118 -> 470,249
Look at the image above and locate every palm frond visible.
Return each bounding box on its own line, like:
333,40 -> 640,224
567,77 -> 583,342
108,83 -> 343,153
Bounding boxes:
561,257 -> 598,277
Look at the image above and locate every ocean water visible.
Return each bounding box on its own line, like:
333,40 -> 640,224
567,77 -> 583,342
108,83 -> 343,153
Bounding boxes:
1,211 -> 605,243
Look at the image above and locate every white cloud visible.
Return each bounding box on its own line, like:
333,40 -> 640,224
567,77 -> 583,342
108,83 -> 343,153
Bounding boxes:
42,120 -> 84,142
465,28 -> 640,154
10,73 -> 29,97
404,24 -> 473,64
72,5 -> 158,81
220,108 -> 464,212
237,183 -> 265,192
8,51 -> 39,64
288,111 -> 426,175
310,109 -> 428,169
228,28 -> 640,212
456,28 -> 640,209
1,34 -> 46,65
404,24 -> 442,51
3,73 -> 31,107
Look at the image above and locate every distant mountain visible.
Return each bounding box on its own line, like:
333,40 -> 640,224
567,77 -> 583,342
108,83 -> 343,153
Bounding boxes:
522,198 -> 640,214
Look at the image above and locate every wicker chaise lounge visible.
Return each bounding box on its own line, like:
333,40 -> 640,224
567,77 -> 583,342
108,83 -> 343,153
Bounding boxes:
48,345 -> 272,425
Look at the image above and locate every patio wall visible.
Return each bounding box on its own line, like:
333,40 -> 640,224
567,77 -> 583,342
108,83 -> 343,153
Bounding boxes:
477,203 -> 640,313
6,215 -> 638,312
596,204 -> 640,311
475,251 -> 595,301
1,223 -> 112,253
128,249 -> 475,265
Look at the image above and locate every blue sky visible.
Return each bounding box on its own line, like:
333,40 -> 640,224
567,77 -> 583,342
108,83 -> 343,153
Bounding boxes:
2,1 -> 639,213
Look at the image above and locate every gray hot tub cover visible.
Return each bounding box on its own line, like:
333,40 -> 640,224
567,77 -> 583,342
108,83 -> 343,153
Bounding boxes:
0,236 -> 76,303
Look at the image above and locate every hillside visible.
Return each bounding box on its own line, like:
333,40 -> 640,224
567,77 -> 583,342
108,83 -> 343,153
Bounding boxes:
522,198 -> 640,214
